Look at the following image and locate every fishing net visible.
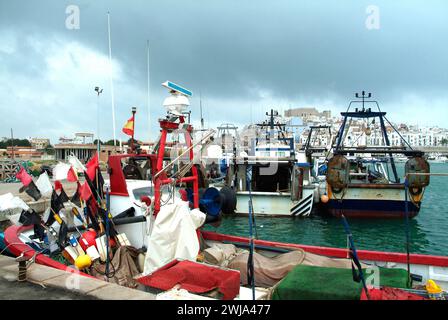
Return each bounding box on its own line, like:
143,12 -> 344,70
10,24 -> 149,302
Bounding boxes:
271,265 -> 409,300
50,253 -> 71,266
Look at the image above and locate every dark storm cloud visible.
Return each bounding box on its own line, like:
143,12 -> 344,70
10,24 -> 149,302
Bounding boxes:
1,0 -> 447,142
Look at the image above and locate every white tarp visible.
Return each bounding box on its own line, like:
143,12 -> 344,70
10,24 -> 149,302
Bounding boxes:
0,193 -> 30,222
53,162 -> 71,181
35,172 -> 53,197
143,200 -> 206,275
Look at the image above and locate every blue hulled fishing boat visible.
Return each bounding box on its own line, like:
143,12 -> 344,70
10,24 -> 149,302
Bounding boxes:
322,92 -> 430,219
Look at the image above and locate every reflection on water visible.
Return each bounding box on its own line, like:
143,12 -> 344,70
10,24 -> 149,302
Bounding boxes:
204,163 -> 448,256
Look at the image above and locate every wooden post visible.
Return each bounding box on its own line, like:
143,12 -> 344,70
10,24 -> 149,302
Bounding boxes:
131,107 -> 137,153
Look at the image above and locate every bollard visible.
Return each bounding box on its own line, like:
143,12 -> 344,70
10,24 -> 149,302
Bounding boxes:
15,255 -> 30,282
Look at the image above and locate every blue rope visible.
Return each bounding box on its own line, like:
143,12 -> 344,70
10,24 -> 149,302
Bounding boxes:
340,213 -> 370,299
404,178 -> 411,287
105,187 -> 110,277
246,165 -> 256,300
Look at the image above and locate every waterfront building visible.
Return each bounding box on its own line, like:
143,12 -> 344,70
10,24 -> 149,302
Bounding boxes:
54,133 -> 97,162
288,107 -> 448,149
29,137 -> 51,150
6,146 -> 43,159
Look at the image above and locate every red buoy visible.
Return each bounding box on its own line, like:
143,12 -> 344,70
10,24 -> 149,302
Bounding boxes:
79,229 -> 97,251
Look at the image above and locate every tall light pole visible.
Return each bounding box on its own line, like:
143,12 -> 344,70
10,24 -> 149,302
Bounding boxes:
107,12 -> 117,148
147,40 -> 151,144
95,86 -> 103,160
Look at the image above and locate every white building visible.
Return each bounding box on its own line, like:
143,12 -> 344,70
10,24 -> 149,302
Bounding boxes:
294,110 -> 448,148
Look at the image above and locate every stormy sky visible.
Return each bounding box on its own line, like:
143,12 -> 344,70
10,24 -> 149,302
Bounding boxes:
0,0 -> 447,144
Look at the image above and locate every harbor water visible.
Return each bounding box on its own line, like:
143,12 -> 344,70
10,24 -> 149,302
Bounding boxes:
205,163 -> 448,256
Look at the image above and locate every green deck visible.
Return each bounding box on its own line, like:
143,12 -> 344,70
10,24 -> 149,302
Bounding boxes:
272,265 -> 409,300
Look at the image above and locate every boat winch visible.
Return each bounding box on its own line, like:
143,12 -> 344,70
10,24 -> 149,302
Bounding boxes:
405,156 -> 430,199
326,155 -> 350,194
185,187 -> 223,224
219,186 -> 237,215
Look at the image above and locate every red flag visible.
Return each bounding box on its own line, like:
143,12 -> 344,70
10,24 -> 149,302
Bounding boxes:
54,180 -> 63,191
86,154 -> 99,181
16,167 -> 32,187
67,166 -> 78,182
122,116 -> 134,136
80,182 -> 92,201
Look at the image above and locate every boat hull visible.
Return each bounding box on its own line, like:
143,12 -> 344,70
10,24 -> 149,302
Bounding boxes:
325,184 -> 421,219
201,231 -> 448,291
235,188 -> 315,217
326,199 -> 420,219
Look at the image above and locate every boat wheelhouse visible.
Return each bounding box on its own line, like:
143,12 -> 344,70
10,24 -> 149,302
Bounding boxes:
217,110 -> 316,217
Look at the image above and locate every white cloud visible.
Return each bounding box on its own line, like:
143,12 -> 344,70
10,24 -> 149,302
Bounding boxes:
0,30 -> 148,144
0,21 -> 448,143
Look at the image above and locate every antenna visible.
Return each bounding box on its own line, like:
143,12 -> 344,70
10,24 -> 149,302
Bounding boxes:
200,91 -> 204,130
162,81 -> 192,120
107,12 -> 117,148
355,91 -> 372,110
147,40 -> 151,143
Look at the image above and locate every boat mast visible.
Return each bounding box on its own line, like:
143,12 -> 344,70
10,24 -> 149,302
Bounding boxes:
200,91 -> 204,130
379,113 -> 399,182
107,12 -> 117,149
147,40 -> 151,143
357,91 -> 399,183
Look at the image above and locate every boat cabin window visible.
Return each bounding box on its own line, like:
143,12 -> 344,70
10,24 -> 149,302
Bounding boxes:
251,165 -> 290,192
121,156 -> 152,180
348,160 -> 389,184
132,187 -> 154,200
277,151 -> 286,158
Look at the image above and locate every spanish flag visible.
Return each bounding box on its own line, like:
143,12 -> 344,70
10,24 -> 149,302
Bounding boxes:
122,116 -> 134,136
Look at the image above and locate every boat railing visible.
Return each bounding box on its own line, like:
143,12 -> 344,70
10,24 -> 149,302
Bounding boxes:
349,172 -> 369,183
405,173 -> 448,178
153,129 -> 215,180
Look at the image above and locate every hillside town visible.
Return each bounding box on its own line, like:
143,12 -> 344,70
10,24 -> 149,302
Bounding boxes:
288,107 -> 448,149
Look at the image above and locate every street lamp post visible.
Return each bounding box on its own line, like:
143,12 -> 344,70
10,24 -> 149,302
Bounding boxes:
95,87 -> 103,160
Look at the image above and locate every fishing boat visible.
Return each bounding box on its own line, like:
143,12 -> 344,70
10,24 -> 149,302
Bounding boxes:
5,213 -> 448,299
300,125 -> 334,208
322,92 -> 431,219
427,154 -> 448,163
212,110 -> 316,217
3,84 -> 448,300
